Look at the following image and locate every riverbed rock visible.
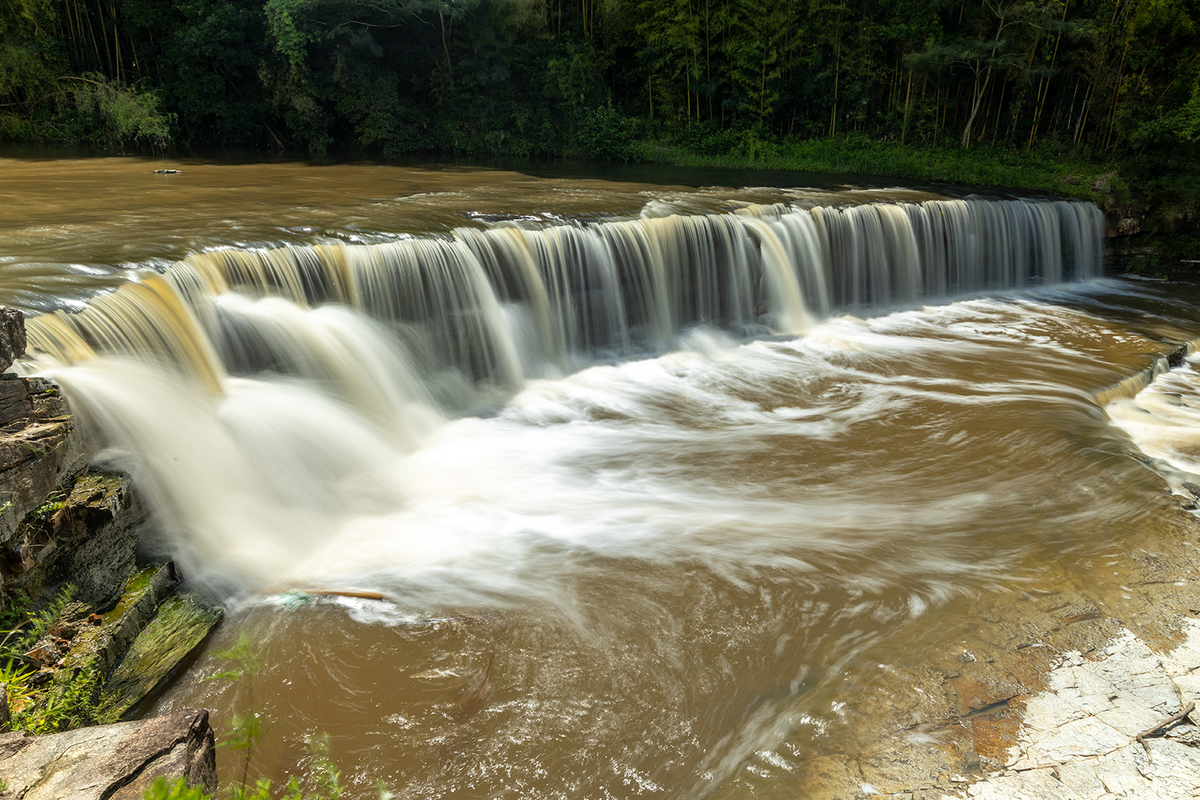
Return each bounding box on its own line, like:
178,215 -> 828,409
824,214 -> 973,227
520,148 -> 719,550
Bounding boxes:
0,708 -> 216,799
59,563 -> 181,680
793,506 -> 1200,799
38,472 -> 144,609
0,378 -> 89,566
0,308 -> 25,374
104,594 -> 223,719
962,620 -> 1200,799
0,469 -> 146,612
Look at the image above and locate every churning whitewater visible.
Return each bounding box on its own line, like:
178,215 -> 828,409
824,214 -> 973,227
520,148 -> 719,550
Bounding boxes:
20,176 -> 1177,798
19,197 -> 1103,590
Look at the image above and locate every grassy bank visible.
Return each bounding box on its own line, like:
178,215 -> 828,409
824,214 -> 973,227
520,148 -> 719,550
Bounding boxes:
632,137 -> 1121,205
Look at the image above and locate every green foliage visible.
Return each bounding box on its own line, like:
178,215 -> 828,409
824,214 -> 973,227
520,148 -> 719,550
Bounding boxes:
0,591 -> 33,635
0,657 -> 33,716
14,656 -> 113,734
264,0 -> 313,74
0,0 -> 59,103
546,41 -> 607,123
578,106 -> 633,160
143,778 -> 210,800
29,492 -> 66,521
222,710 -> 270,791
640,135 -> 1117,203
140,729 -> 383,799
147,759 -> 394,800
1,584 -> 75,660
204,634 -> 265,683
1134,82 -> 1200,145
0,0 -> 1196,212
730,127 -> 778,160
175,632 -> 382,800
204,633 -> 270,791
306,734 -> 341,798
161,0 -> 270,146
227,777 -> 301,800
0,584 -> 117,735
721,0 -> 793,126
64,75 -> 175,149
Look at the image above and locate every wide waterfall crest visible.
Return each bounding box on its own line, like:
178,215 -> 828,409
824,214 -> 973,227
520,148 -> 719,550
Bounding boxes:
25,197 -> 1105,398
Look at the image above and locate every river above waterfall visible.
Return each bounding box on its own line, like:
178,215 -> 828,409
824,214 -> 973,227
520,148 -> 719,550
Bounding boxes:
0,153 -> 1040,314
6,154 -> 1200,798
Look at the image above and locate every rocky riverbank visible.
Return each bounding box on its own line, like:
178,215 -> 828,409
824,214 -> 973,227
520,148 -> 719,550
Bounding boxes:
0,309 -> 219,797
1104,222 -> 1200,276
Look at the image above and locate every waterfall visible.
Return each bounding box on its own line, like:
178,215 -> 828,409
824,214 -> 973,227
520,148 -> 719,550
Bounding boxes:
17,194 -> 1106,587
25,197 -> 1105,397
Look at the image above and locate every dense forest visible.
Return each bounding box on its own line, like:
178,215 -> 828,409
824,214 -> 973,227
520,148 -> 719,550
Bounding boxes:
1,0 -> 1198,183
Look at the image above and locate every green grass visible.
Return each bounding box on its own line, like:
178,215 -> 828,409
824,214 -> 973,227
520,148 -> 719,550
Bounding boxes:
632,135 -> 1123,205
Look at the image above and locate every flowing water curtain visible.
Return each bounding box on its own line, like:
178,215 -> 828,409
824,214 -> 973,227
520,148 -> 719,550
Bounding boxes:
26,274 -> 227,393
23,198 -> 1106,396
338,237 -> 525,390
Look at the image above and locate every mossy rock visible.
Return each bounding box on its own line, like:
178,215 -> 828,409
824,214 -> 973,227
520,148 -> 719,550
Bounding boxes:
102,595 -> 222,720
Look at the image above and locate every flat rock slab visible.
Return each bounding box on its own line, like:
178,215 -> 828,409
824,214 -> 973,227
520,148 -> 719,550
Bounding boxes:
959,619 -> 1200,800
0,708 -> 215,799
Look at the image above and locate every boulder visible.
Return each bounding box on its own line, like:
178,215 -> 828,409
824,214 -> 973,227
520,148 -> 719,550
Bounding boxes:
0,708 -> 216,799
20,471 -> 148,610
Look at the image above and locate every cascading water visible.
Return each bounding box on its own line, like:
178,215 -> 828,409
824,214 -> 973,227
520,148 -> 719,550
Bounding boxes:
19,197 -> 1104,589
16,166 -> 1167,799
27,197 -> 1103,387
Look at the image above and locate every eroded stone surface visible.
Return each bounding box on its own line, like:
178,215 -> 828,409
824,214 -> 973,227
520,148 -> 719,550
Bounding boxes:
0,376 -> 88,550
7,470 -> 147,609
0,307 -> 25,374
785,505 -> 1200,800
0,708 -> 216,799
956,620 -> 1200,800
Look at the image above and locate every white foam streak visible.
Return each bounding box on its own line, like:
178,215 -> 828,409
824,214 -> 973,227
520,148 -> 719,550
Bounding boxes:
213,294 -> 443,447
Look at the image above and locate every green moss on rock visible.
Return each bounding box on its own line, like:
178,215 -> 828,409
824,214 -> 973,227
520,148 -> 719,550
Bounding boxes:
102,595 -> 222,719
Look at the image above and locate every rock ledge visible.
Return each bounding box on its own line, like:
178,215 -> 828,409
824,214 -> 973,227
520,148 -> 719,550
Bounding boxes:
0,708 -> 216,799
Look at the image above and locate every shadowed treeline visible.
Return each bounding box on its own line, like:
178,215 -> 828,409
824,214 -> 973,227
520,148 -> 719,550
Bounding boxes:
1,0 -> 1198,213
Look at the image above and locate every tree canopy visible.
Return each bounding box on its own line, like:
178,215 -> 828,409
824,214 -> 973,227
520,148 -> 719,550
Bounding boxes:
1,0 -> 1197,169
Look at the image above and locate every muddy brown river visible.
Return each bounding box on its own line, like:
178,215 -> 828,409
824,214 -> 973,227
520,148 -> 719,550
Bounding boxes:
5,154 -> 1200,798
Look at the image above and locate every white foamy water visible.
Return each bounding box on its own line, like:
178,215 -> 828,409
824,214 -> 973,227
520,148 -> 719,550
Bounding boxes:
1107,345 -> 1200,490
40,292 -> 1139,605
117,280 -> 1200,800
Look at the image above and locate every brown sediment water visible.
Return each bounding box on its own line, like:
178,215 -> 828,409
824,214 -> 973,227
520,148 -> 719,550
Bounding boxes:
6,153 -> 1200,797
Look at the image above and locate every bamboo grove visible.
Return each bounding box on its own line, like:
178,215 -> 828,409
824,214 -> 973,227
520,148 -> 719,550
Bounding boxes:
1,0 -> 1197,167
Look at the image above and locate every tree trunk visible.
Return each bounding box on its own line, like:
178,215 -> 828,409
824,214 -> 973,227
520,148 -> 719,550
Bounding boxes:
960,67 -> 991,148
